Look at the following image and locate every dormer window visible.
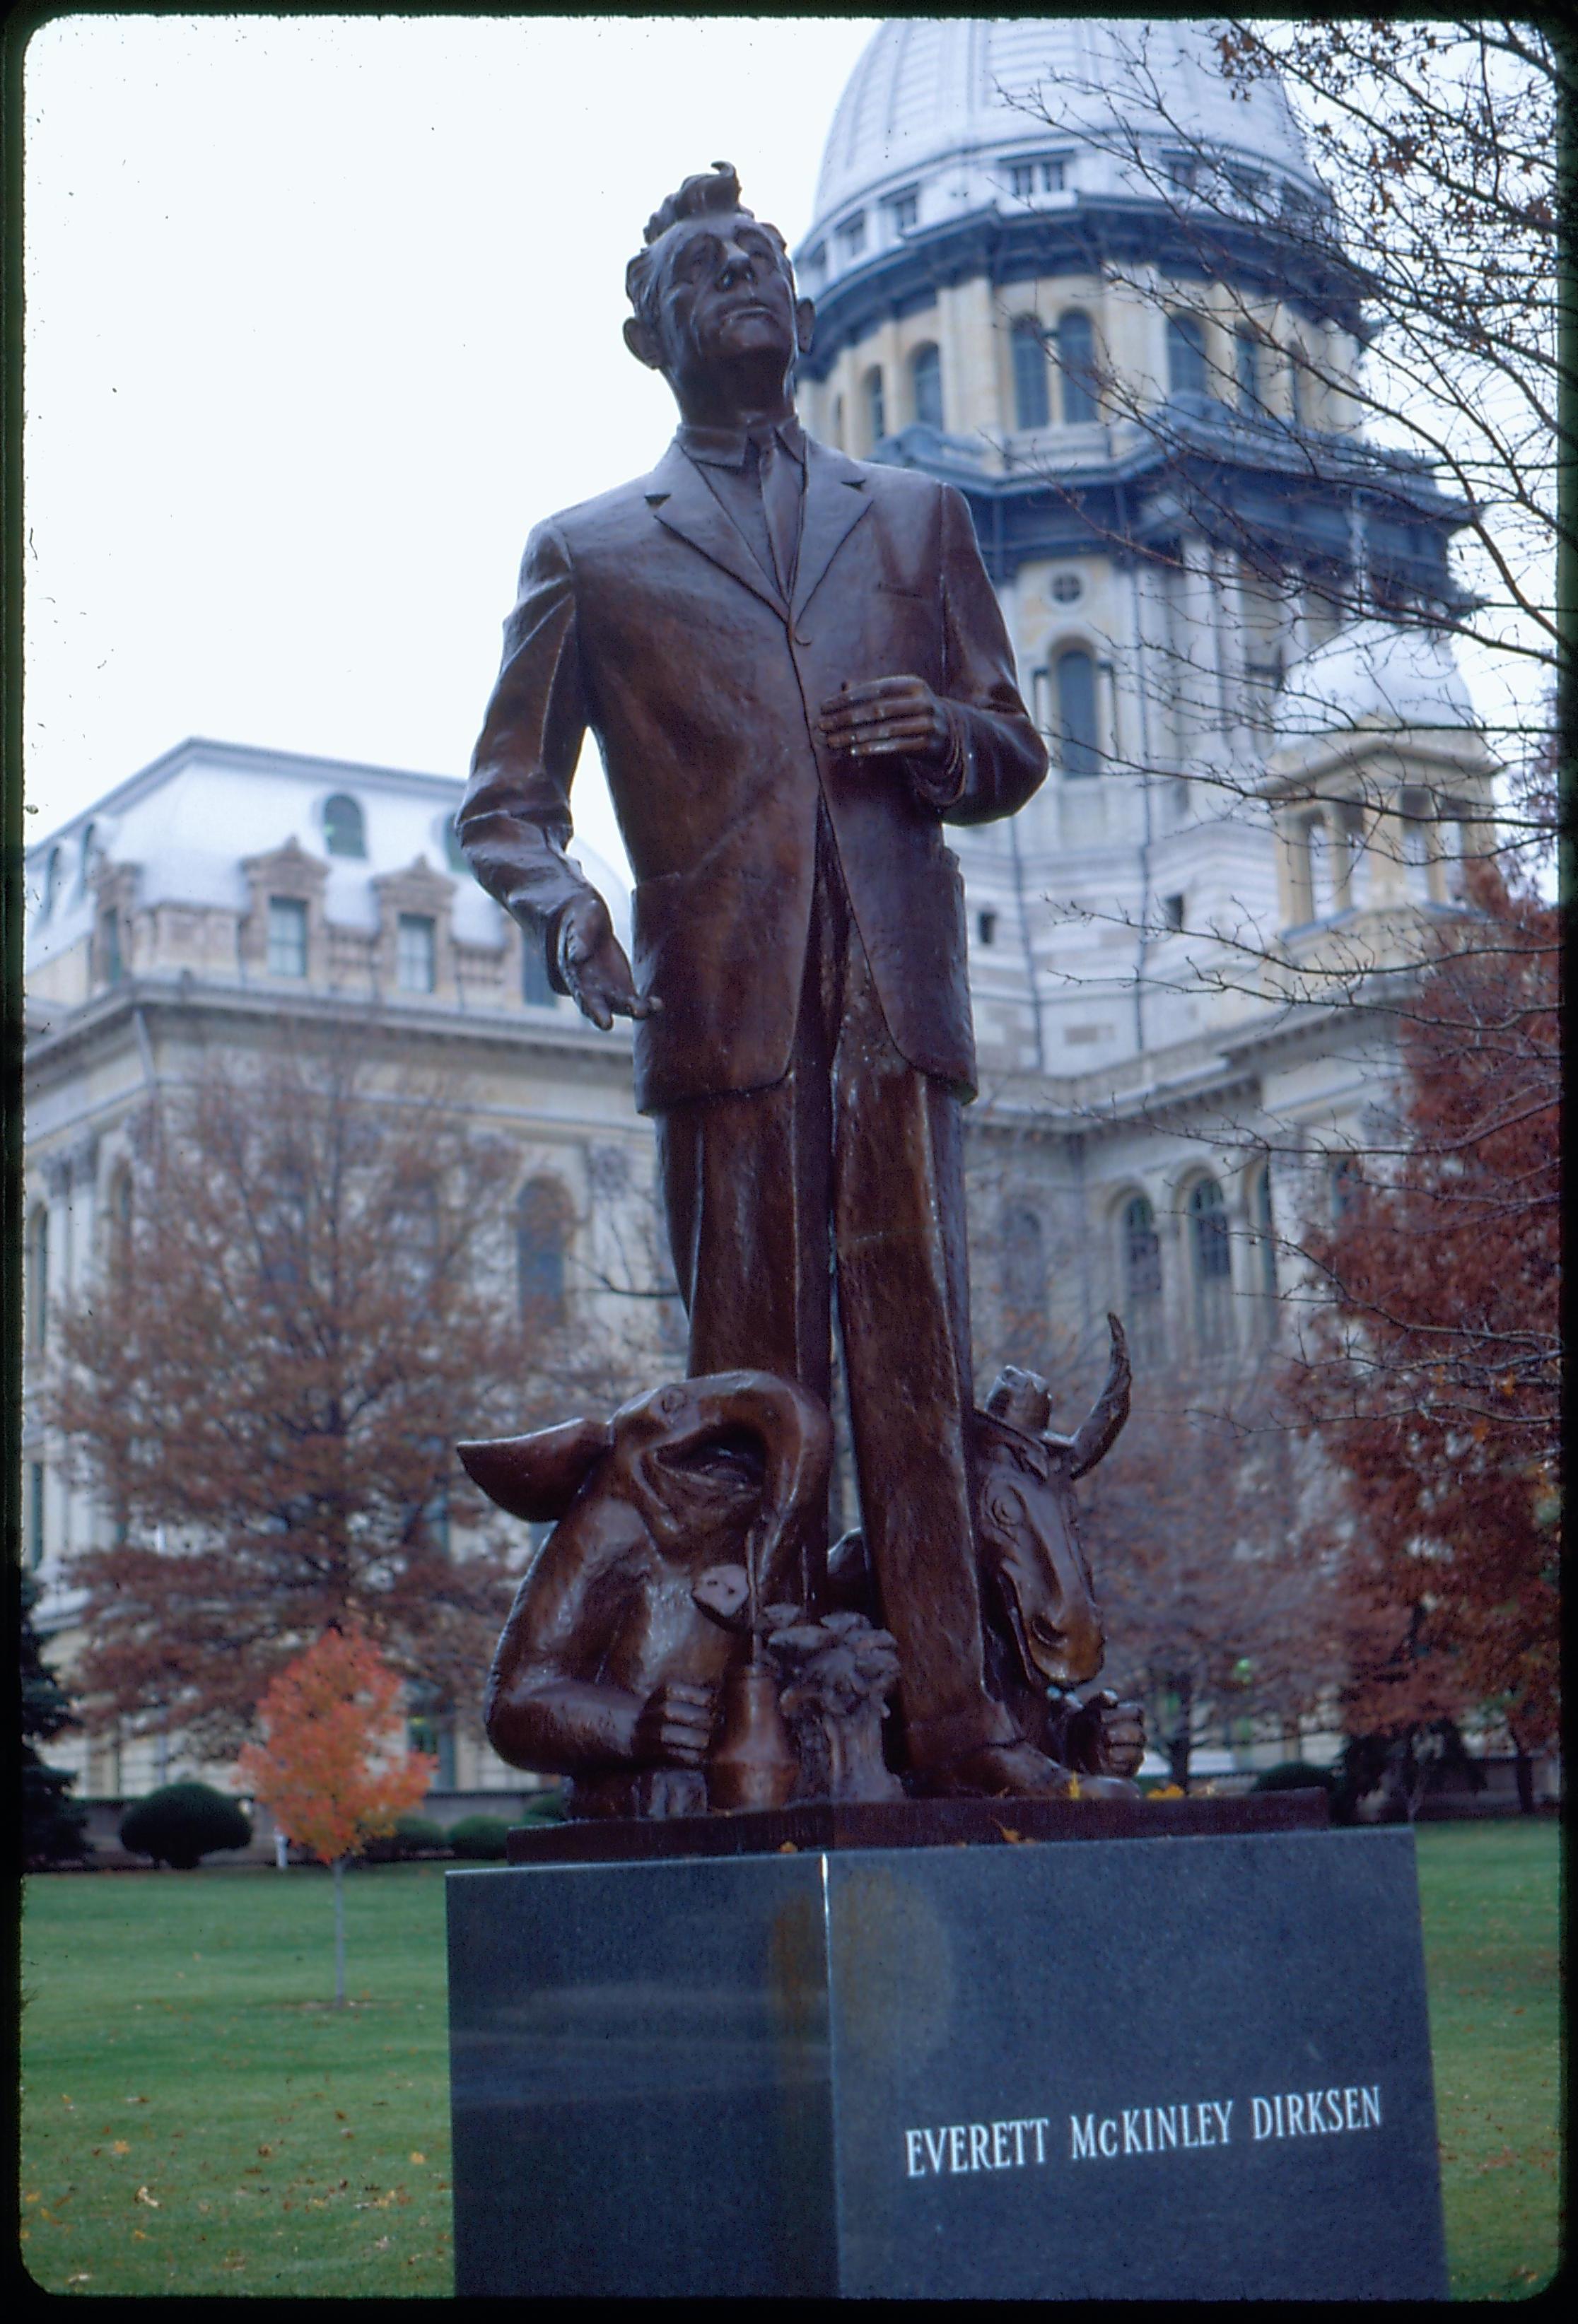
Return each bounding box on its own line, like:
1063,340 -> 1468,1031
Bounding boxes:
885,187 -> 918,235
836,212 -> 867,261
322,793 -> 367,858
397,913 -> 436,994
1007,155 -> 1068,200
267,896 -> 309,978
40,846 -> 63,920
800,241 -> 827,286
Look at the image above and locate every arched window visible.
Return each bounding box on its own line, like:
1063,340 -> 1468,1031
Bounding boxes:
1287,351 -> 1306,427
1308,817 -> 1336,919
322,794 -> 367,859
911,343 -> 944,430
1234,324 -> 1263,413
76,822 -> 98,896
1167,312 -> 1208,398
1121,1195 -> 1164,1364
864,365 -> 887,449
1056,311 -> 1099,424
998,1204 -> 1047,1365
1188,1177 -> 1233,1351
517,1176 -> 573,1330
1056,649 -> 1100,778
41,846 -> 63,920
26,1205 -> 49,1355
1010,318 -> 1050,430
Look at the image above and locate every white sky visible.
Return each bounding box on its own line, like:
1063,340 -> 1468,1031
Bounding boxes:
22,13 -> 881,873
23,12 -> 1544,879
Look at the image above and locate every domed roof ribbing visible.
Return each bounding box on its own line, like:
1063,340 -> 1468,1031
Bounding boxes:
805,18 -> 1319,257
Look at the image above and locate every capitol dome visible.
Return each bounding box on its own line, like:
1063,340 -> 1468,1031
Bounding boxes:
801,17 -> 1322,288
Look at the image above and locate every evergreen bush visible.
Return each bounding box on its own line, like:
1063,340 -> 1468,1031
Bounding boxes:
447,1814 -> 511,1860
21,1572 -> 91,1868
120,1782 -> 252,1870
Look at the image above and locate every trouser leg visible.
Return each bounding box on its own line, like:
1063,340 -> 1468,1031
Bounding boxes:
829,900 -> 1018,1768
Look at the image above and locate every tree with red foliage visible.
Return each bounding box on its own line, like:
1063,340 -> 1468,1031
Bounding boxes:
45,1035 -> 629,1760
238,1626 -> 434,2004
1082,1363 -> 1343,1791
1290,872 -> 1560,1768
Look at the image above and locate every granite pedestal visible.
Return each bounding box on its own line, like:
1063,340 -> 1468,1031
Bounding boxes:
447,1812 -> 1446,2299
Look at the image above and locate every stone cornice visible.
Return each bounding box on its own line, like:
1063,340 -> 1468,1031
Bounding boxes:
22,974 -> 635,1091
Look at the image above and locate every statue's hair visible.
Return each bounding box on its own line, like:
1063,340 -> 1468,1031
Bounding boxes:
625,160 -> 790,331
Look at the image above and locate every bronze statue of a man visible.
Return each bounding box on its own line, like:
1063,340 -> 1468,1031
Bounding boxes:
460,163 -> 1068,1797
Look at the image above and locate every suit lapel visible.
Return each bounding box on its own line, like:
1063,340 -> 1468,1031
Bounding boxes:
792,441 -> 872,623
644,441 -> 786,616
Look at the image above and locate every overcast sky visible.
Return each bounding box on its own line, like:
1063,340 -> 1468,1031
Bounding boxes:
23,13 -> 880,872
23,13 -> 1541,882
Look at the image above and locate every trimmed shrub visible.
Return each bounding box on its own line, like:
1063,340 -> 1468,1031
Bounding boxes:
120,1782 -> 252,1870
448,1815 -> 512,1861
1250,1761 -> 1337,1794
518,1789 -> 568,1826
359,1813 -> 449,1864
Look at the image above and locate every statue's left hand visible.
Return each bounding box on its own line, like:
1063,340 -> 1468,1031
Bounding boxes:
818,676 -> 951,766
1065,1688 -> 1146,1779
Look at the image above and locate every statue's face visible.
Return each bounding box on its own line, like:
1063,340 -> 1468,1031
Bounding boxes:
635,209 -> 812,394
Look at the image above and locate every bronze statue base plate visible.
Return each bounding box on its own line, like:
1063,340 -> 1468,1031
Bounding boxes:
505,1788 -> 1328,1865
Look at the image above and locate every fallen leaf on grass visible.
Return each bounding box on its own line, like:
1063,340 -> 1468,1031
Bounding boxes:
66,2273 -> 90,2285
132,2229 -> 148,2242
409,2152 -> 426,2166
111,2141 -> 129,2156
136,2186 -> 160,2208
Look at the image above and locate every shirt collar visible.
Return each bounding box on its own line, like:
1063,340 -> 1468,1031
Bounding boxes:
677,414 -> 807,470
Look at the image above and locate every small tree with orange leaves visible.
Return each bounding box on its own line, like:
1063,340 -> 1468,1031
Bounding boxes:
239,1627 -> 434,2006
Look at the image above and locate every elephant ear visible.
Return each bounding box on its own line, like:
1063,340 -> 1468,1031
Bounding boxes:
457,1418 -> 612,1522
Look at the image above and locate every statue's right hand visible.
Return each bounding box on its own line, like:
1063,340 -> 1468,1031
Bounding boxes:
554,893 -> 662,1032
632,1681 -> 717,1768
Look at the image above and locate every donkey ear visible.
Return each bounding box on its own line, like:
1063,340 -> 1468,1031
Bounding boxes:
457,1418 -> 612,1522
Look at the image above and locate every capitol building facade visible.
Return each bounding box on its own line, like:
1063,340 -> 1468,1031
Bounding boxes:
22,20 -> 1496,1805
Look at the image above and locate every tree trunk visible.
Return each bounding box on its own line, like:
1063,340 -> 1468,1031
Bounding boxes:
333,1855 -> 346,2007
1511,1730 -> 1536,1815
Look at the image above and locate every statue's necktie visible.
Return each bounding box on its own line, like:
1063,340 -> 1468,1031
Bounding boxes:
756,433 -> 802,602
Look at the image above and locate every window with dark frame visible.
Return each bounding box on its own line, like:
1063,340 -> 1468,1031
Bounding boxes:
267,896 -> 308,978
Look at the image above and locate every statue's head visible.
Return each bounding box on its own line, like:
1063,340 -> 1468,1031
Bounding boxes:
623,161 -> 814,409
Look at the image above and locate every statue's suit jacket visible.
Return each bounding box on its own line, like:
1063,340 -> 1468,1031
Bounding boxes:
460,434 -> 1047,1115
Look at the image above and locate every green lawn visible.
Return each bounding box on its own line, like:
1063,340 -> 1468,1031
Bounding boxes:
20,1820 -> 1561,2297
21,1863 -> 453,2296
1415,1821 -> 1563,2300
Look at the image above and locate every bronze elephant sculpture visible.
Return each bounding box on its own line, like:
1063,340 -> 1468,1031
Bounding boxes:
458,1371 -> 831,1819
